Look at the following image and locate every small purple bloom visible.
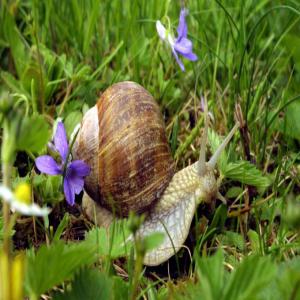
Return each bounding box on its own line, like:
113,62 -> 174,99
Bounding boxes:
35,121 -> 90,206
156,8 -> 197,71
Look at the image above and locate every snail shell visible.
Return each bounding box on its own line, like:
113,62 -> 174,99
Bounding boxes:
73,81 -> 175,217
73,81 -> 240,266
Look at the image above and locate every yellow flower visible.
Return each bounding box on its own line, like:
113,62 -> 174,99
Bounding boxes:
0,183 -> 50,216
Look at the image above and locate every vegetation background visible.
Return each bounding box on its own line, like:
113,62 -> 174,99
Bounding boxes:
0,0 -> 300,299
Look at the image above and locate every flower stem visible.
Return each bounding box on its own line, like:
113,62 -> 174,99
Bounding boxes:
2,164 -> 11,251
2,161 -> 12,300
1,118 -> 15,300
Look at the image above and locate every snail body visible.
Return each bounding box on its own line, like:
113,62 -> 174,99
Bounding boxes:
73,81 -> 239,266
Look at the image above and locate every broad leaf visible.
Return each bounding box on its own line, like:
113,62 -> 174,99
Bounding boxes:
224,161 -> 271,189
113,277 -> 129,300
25,241 -> 97,297
85,220 -> 132,259
208,129 -> 229,173
247,230 -> 261,255
33,174 -> 64,204
17,115 -> 50,153
219,231 -> 245,251
64,111 -> 82,138
280,101 -> 300,141
53,268 -> 113,300
225,186 -> 244,198
223,255 -> 276,300
1,71 -> 27,95
274,257 -> 300,300
142,232 -> 165,251
196,250 -> 225,300
3,11 -> 28,77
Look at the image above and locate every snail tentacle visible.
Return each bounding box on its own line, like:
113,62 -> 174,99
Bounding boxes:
198,98 -> 209,176
207,122 -> 240,169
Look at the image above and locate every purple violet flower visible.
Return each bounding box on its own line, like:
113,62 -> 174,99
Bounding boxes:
156,8 -> 197,71
35,122 -> 90,206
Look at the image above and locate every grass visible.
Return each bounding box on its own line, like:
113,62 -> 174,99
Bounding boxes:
1,0 -> 300,299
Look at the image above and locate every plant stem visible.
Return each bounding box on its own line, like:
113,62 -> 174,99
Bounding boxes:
58,82 -> 73,117
2,163 -> 11,254
2,161 -> 12,300
30,293 -> 38,300
130,236 -> 144,300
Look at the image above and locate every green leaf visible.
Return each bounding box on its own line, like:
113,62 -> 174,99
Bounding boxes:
157,286 -> 169,300
219,231 -> 245,251
20,61 -> 46,102
195,250 -> 225,300
209,204 -> 228,233
275,258 -> 300,300
175,116 -> 203,160
85,219 -> 132,259
3,11 -> 28,77
1,71 -> 27,95
16,115 -> 50,153
247,230 -> 261,254
224,161 -> 271,189
283,195 -> 300,229
257,257 -> 300,300
53,268 -> 113,300
281,101 -> 300,141
113,276 -> 129,300
92,40 -> 124,79
208,128 -> 229,173
33,175 -> 64,204
223,256 -> 276,300
283,34 -> 300,71
53,213 -> 70,242
225,186 -> 244,198
25,241 -> 97,297
142,232 -> 165,252
64,111 -> 82,138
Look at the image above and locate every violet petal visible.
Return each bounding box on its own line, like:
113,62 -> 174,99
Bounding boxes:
35,156 -> 62,175
63,160 -> 90,199
177,8 -> 188,39
156,20 -> 166,40
68,160 -> 91,177
63,177 -> 75,206
181,51 -> 198,61
171,48 -> 185,71
54,122 -> 69,162
174,37 -> 193,55
69,176 -> 84,194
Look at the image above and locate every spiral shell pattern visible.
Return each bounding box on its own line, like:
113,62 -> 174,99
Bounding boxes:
74,81 -> 175,217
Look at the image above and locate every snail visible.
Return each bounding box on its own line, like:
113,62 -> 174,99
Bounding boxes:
72,81 -> 239,266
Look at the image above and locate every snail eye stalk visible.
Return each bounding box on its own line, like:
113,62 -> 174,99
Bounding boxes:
207,122 -> 240,170
198,98 -> 209,176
